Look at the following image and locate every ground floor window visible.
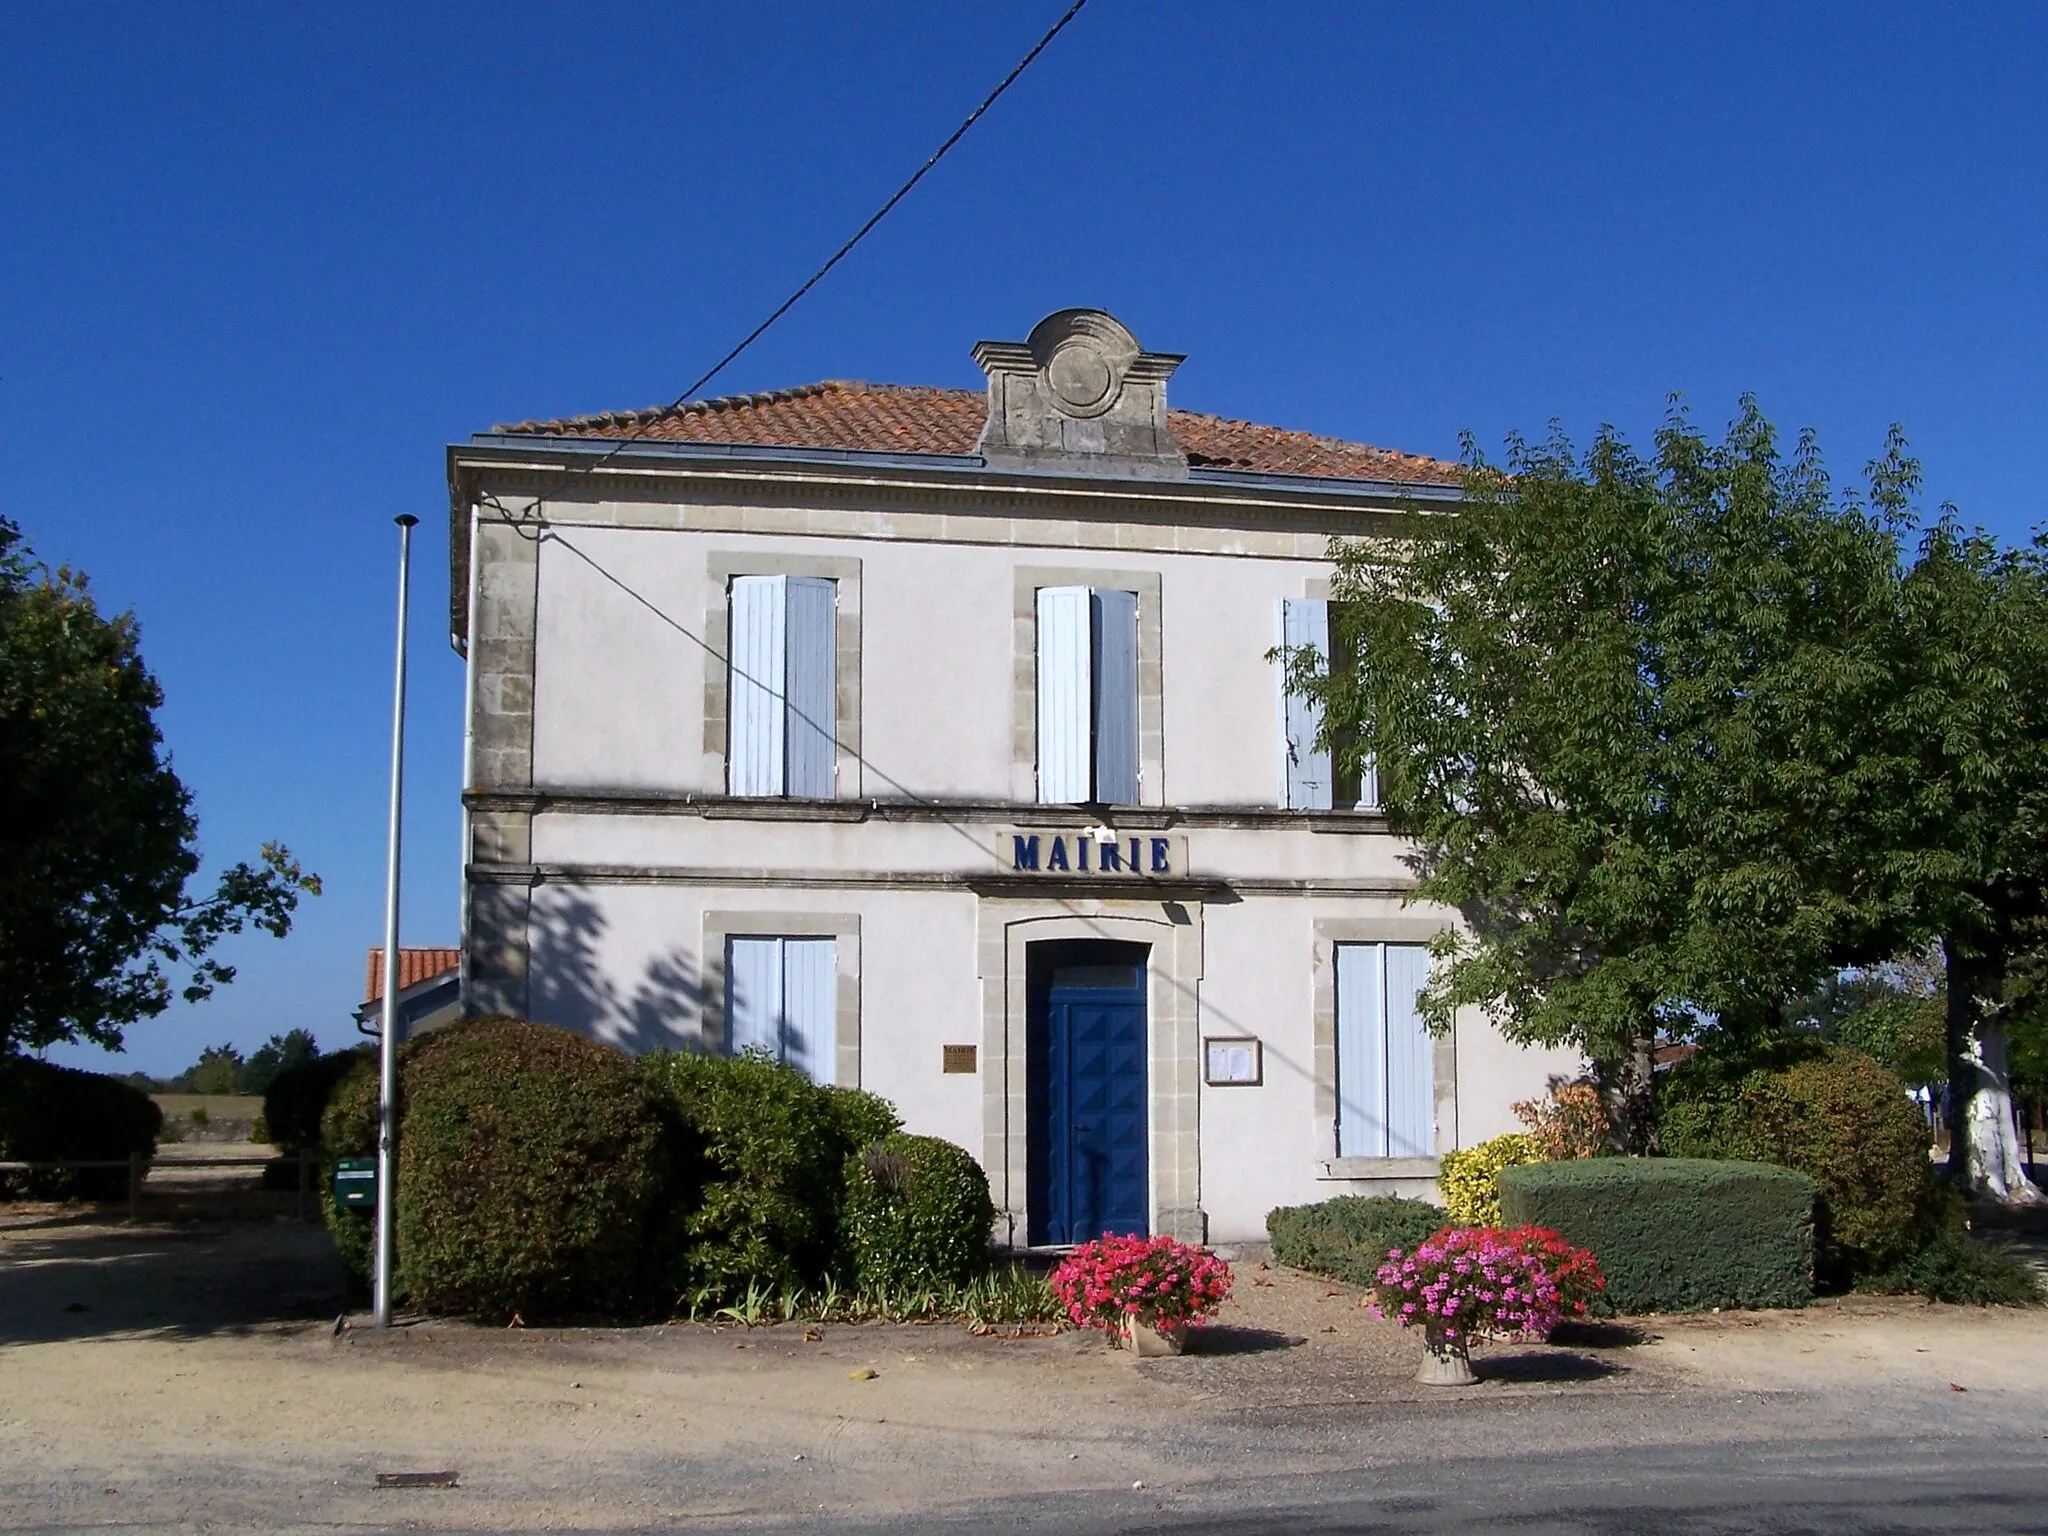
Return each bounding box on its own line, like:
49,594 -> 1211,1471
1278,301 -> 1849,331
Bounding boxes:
1334,942 -> 1434,1158
725,935 -> 836,1083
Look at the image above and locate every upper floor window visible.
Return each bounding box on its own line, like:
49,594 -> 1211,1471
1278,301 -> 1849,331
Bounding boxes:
1277,597 -> 1379,811
728,575 -> 837,797
1036,585 -> 1139,805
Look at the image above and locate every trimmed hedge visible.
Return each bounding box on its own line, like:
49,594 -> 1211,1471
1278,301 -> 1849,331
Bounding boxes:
642,1050 -> 898,1303
261,1045 -> 372,1153
840,1133 -> 995,1293
1266,1195 -> 1449,1286
0,1057 -> 162,1200
1499,1157 -> 1814,1313
319,1019 -> 667,1318
1662,1043 -> 1931,1279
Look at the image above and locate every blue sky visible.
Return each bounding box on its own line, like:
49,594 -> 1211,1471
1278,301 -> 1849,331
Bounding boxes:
5,2 -> 2043,1076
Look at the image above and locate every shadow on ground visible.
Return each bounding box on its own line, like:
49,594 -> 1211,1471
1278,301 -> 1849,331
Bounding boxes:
0,1216 -> 345,1344
1473,1347 -> 1628,1384
1184,1325 -> 1303,1355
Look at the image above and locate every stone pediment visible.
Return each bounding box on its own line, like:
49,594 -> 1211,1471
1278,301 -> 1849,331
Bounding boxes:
972,310 -> 1188,479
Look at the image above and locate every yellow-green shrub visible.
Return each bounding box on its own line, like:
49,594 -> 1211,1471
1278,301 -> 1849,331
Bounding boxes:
1439,1132 -> 1538,1225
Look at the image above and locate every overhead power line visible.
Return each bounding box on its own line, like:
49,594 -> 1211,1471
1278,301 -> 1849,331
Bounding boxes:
502,0 -> 1094,528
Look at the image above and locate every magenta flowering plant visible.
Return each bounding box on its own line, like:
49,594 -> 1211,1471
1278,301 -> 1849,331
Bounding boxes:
1048,1233 -> 1233,1332
1369,1225 -> 1564,1342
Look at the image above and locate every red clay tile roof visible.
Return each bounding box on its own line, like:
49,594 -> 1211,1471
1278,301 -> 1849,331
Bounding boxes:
494,381 -> 1461,487
365,947 -> 461,1005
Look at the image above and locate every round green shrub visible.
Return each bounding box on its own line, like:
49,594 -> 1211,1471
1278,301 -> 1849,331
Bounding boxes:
1663,1041 -> 1930,1278
396,1017 -> 665,1319
0,1057 -> 163,1200
319,1056 -> 379,1295
641,1049 -> 852,1304
840,1133 -> 995,1293
318,1019 -> 665,1319
823,1084 -> 902,1157
262,1045 -> 373,1153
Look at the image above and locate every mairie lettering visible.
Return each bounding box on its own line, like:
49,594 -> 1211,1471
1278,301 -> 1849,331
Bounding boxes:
1009,832 -> 1174,877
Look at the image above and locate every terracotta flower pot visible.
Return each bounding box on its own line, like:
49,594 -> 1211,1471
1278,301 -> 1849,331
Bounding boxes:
1121,1317 -> 1188,1357
1416,1327 -> 1476,1386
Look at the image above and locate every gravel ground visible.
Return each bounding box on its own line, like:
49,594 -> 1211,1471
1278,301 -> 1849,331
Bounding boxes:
4,1211 -> 2047,1532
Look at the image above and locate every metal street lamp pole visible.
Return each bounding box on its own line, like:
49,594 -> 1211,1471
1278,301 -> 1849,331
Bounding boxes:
374,513 -> 418,1329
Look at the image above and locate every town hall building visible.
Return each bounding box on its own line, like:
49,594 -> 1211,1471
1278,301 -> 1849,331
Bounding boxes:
446,309 -> 1577,1247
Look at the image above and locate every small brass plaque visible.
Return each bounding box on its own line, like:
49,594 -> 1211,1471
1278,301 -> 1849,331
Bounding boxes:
942,1044 -> 978,1075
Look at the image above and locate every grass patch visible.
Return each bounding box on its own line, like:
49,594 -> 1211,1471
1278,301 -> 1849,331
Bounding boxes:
668,1262 -> 1063,1327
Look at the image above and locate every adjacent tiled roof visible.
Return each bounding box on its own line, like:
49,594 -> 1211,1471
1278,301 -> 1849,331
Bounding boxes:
494,381 -> 1461,487
365,947 -> 461,1005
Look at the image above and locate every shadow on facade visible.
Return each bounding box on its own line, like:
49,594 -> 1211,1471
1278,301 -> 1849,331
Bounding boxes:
524,887 -> 721,1056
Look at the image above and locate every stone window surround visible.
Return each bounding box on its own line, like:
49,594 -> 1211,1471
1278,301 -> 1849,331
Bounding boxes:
701,551 -> 863,799
1011,566 -> 1165,807
975,900 -> 1205,1248
700,910 -> 862,1089
1311,916 -> 1459,1179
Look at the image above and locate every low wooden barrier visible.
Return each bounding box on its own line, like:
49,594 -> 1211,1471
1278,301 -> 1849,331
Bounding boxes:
0,1151 -> 317,1220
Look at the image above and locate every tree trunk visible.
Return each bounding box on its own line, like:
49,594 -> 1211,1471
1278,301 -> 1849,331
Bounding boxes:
1594,1030 -> 1660,1155
1943,938 -> 2045,1206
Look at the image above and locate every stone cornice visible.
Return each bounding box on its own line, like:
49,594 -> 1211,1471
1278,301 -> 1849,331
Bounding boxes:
462,786 -> 1397,835
464,861 -> 1417,898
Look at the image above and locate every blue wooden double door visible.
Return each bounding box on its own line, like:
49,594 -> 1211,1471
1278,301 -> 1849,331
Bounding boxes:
1026,940 -> 1150,1246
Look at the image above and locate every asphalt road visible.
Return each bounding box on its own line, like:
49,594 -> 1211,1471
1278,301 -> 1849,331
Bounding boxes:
767,1440 -> 2048,1535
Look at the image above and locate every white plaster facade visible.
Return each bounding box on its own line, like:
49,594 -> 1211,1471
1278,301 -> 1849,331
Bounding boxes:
448,310 -> 1578,1246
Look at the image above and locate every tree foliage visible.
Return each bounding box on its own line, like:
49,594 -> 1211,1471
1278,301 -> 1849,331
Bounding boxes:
240,1029 -> 321,1095
0,516 -> 320,1054
1881,519 -> 2048,1198
1297,401 -> 1912,1147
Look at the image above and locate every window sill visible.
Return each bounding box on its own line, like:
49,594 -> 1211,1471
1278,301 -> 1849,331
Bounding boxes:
1317,1156 -> 1440,1180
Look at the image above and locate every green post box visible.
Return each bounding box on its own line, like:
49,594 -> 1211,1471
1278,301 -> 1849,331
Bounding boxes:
332,1156 -> 377,1208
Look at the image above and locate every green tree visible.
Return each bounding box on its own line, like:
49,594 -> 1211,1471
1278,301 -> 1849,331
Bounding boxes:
180,1043 -> 246,1095
239,1028 -> 320,1095
0,516 -> 320,1056
1796,959 -> 1946,1088
1292,402 -> 1912,1149
1883,520 -> 2048,1203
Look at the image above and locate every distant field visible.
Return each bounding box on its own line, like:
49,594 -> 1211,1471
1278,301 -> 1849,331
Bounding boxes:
152,1094 -> 263,1120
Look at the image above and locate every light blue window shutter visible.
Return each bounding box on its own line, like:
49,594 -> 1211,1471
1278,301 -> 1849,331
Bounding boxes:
1334,943 -> 1386,1157
727,576 -> 787,797
1280,598 -> 1333,810
1383,943 -> 1435,1156
726,936 -> 782,1057
1090,587 -> 1140,805
782,577 -> 837,798
779,938 -> 837,1084
1036,587 -> 1092,803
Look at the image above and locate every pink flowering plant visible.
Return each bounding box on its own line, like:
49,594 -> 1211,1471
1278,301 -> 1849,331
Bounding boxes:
1369,1225 -> 1572,1342
1048,1233 -> 1233,1333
